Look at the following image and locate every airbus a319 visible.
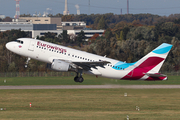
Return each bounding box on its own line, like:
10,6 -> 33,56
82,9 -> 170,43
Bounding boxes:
6,38 -> 173,83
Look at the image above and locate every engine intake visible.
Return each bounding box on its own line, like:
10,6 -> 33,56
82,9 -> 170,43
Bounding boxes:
47,59 -> 70,72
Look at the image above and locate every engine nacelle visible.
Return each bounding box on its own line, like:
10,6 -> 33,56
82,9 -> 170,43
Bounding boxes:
47,59 -> 70,72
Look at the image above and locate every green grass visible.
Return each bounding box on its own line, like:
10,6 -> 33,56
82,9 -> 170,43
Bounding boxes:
0,75 -> 180,85
0,89 -> 180,119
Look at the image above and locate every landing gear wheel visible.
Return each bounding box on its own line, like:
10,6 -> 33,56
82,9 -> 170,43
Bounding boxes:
78,77 -> 84,83
74,76 -> 84,83
24,64 -> 28,68
74,70 -> 84,83
25,57 -> 31,68
74,76 -> 79,82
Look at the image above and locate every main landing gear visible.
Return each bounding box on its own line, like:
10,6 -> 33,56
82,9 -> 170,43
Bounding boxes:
74,70 -> 84,83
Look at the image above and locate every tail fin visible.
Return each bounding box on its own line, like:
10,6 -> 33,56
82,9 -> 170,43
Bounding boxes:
135,43 -> 173,73
122,43 -> 173,80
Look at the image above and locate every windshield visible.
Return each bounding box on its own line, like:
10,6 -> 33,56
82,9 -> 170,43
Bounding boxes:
15,40 -> 23,44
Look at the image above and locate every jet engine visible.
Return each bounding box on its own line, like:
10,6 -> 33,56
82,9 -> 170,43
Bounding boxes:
47,59 -> 70,72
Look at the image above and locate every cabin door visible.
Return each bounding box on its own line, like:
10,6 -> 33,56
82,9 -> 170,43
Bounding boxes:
28,40 -> 36,51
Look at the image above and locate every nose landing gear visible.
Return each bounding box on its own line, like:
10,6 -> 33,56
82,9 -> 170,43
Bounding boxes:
25,57 -> 31,68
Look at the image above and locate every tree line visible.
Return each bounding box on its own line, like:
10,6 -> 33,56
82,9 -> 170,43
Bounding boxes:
0,13 -> 180,72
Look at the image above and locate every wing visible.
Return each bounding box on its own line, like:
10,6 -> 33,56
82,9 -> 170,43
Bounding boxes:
72,61 -> 110,71
50,57 -> 110,71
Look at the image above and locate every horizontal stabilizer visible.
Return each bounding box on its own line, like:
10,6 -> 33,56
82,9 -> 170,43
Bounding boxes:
145,73 -> 167,78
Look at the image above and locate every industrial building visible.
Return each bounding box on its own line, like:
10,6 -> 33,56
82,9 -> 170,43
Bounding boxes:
19,17 -> 62,30
62,21 -> 86,30
0,15 -> 5,19
0,22 -> 56,31
67,30 -> 104,39
0,17 -> 104,40
0,19 -> 61,38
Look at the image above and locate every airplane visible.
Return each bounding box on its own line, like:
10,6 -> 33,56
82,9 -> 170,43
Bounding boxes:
6,38 -> 173,83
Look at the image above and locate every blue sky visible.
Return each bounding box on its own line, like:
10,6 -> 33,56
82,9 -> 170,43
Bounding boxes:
1,0 -> 180,17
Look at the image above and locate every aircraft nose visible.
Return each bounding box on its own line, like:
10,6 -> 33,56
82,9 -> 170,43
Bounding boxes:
6,42 -> 14,51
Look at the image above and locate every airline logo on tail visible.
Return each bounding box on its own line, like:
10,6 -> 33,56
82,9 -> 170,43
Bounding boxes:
152,43 -> 172,54
117,43 -> 173,80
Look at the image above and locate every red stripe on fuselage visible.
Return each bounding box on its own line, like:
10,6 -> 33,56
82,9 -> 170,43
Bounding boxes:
122,57 -> 164,80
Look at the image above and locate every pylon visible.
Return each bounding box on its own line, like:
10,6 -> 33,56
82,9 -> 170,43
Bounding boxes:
14,0 -> 20,19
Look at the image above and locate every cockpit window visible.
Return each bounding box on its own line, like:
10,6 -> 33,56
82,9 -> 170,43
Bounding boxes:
15,40 -> 24,44
15,40 -> 20,43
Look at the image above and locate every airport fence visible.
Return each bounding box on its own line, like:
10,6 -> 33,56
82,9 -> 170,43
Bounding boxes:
0,72 -> 76,77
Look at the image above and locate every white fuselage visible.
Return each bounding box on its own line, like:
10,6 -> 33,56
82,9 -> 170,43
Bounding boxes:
6,38 -> 130,79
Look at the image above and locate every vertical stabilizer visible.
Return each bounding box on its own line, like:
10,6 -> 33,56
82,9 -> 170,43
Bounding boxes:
122,43 -> 173,80
135,43 -> 172,73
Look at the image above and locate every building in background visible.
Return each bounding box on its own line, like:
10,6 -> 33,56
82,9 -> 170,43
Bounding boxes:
62,21 -> 86,30
68,30 -> 104,40
0,17 -> 104,40
0,19 -> 62,38
0,15 -> 5,19
19,17 -> 62,30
